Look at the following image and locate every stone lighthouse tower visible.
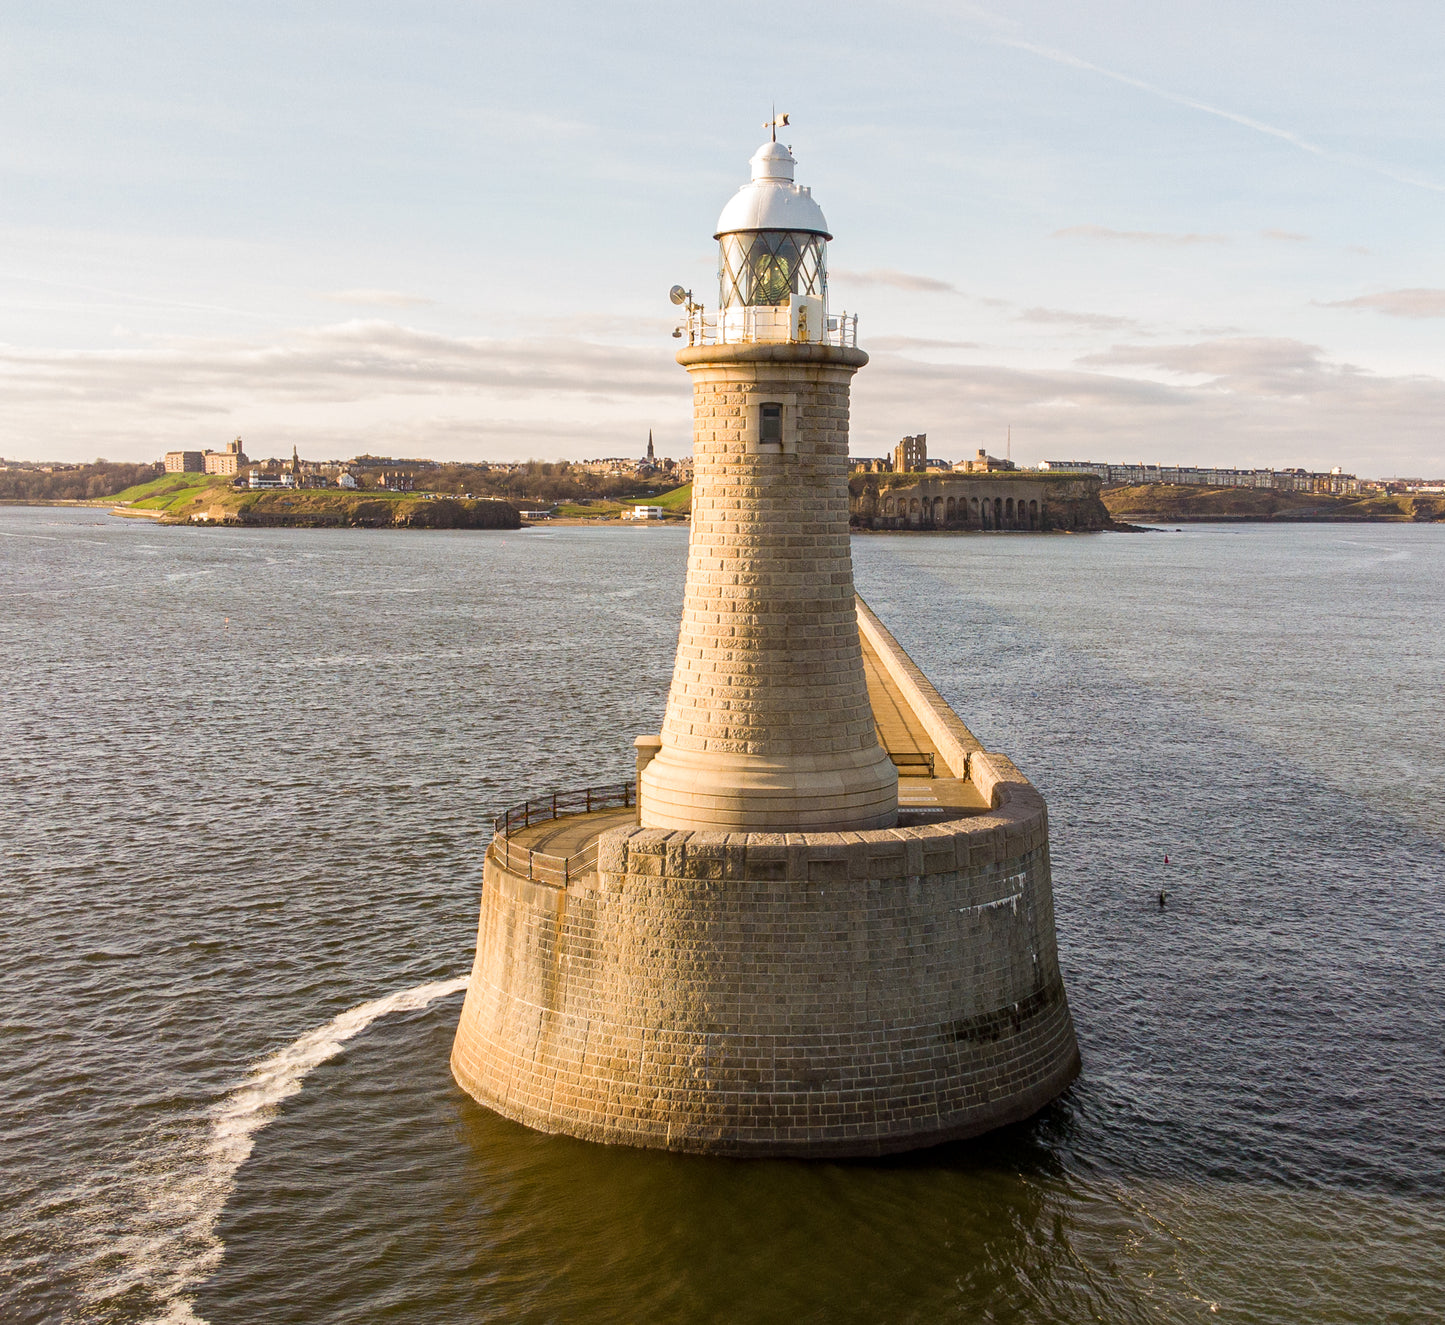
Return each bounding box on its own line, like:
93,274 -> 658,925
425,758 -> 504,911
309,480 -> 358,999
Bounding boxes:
452,126 -> 1081,1157
639,132 -> 897,833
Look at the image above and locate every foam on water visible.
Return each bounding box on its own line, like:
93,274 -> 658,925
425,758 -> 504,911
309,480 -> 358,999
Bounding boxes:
90,976 -> 469,1325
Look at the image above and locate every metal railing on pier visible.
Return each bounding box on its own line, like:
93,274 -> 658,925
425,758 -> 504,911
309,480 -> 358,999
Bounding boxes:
488,781 -> 635,887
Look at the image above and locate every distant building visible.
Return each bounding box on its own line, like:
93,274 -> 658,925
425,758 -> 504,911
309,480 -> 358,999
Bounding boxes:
629,505 -> 665,520
957,448 -> 1015,473
164,451 -> 204,473
248,471 -> 295,489
1039,459 -> 1359,495
338,472 -> 358,489
893,434 -> 927,473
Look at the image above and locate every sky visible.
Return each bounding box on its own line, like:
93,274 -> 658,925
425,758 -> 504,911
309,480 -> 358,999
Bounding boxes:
2,1 -> 1442,476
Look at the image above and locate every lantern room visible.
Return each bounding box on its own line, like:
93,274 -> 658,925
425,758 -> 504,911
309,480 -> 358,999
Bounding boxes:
709,134 -> 845,346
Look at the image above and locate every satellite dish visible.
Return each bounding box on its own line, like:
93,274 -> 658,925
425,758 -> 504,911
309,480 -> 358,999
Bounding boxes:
669,285 -> 689,306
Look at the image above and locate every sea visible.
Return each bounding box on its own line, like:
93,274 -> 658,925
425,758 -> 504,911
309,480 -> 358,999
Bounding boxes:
2,505 -> 1441,1325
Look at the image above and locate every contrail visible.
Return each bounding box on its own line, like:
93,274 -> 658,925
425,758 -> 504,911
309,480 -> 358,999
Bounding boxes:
952,6 -> 1445,195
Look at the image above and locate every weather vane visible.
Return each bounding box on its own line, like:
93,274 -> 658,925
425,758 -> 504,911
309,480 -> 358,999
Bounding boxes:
764,109 -> 789,142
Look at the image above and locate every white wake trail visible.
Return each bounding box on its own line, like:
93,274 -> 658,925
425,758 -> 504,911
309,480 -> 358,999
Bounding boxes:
88,974 -> 470,1325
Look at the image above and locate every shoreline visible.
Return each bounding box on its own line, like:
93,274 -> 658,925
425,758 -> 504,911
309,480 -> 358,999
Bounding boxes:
1,499 -> 1431,529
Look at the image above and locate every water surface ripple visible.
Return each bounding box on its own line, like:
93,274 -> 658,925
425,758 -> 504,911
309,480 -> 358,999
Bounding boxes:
1,509 -> 1440,1324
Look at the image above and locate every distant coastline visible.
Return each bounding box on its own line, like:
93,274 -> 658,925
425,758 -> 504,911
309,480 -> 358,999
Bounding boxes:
1101,483 -> 1443,524
139,487 -> 522,530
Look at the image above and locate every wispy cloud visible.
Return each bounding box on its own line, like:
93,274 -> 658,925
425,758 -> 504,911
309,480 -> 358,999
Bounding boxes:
869,335 -> 980,352
1078,338 -> 1330,393
1323,288 -> 1445,319
1053,225 -> 1227,246
1017,306 -> 1145,332
320,289 -> 435,308
831,268 -> 960,294
1262,229 -> 1310,243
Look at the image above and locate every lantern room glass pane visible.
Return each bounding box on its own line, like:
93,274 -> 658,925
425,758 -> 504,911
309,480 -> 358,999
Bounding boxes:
718,232 -> 828,308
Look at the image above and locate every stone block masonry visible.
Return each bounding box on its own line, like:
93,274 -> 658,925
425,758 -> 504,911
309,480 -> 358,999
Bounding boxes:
640,344 -> 898,833
451,753 -> 1080,1157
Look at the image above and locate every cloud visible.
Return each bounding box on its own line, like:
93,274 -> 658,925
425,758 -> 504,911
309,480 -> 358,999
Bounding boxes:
1262,229 -> 1310,243
0,320 -> 690,461
0,320 -> 681,406
1080,336 -> 1323,381
869,335 -> 980,352
1323,288 -> 1445,319
1016,307 -> 1145,332
849,337 -> 1445,476
320,289 -> 435,308
1053,225 -> 1227,246
831,268 -> 960,294
5,319 -> 1443,477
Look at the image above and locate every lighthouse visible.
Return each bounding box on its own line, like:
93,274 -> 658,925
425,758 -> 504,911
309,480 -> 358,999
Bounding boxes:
452,125 -> 1080,1157
638,131 -> 897,833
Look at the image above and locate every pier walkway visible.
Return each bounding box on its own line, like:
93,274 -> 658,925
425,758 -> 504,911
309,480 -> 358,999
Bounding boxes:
858,628 -> 988,823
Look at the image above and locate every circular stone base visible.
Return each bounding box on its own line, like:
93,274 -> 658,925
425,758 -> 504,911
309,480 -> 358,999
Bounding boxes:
452,766 -> 1080,1157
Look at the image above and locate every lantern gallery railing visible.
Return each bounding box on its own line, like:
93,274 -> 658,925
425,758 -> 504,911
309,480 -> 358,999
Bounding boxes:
488,781 -> 636,887
683,304 -> 858,348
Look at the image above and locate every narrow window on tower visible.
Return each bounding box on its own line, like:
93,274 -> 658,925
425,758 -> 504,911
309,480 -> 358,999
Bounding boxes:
759,402 -> 783,451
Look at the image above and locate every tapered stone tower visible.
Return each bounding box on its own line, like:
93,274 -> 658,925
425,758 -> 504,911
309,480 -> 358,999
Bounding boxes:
453,126 -> 1080,1157
640,136 -> 896,833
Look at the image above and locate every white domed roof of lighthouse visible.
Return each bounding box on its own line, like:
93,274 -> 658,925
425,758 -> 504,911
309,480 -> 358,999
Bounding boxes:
714,139 -> 832,240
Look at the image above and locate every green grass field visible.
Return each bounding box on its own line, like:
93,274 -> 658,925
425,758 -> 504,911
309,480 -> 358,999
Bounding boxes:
640,483 -> 691,511
111,473 -> 217,508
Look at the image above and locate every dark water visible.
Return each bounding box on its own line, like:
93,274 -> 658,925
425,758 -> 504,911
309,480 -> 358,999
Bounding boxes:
2,507 -> 1441,1324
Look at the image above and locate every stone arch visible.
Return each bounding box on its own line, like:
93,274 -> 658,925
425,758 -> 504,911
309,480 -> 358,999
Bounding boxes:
883,496 -> 894,516
1028,499 -> 1039,530
994,497 -> 1003,529
970,496 -> 980,526
1005,497 -> 1015,526
946,496 -> 956,522
933,496 -> 945,525
909,496 -> 921,527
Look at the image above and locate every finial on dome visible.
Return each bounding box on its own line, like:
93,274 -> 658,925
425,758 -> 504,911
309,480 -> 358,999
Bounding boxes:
764,109 -> 789,143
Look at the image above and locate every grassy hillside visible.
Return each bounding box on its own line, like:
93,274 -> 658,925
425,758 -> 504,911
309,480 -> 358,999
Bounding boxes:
152,484 -> 520,529
110,473 -> 218,510
640,482 -> 692,511
554,483 -> 692,520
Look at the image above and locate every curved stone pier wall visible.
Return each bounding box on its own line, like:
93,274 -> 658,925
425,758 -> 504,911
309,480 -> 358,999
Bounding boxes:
452,757 -> 1080,1157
